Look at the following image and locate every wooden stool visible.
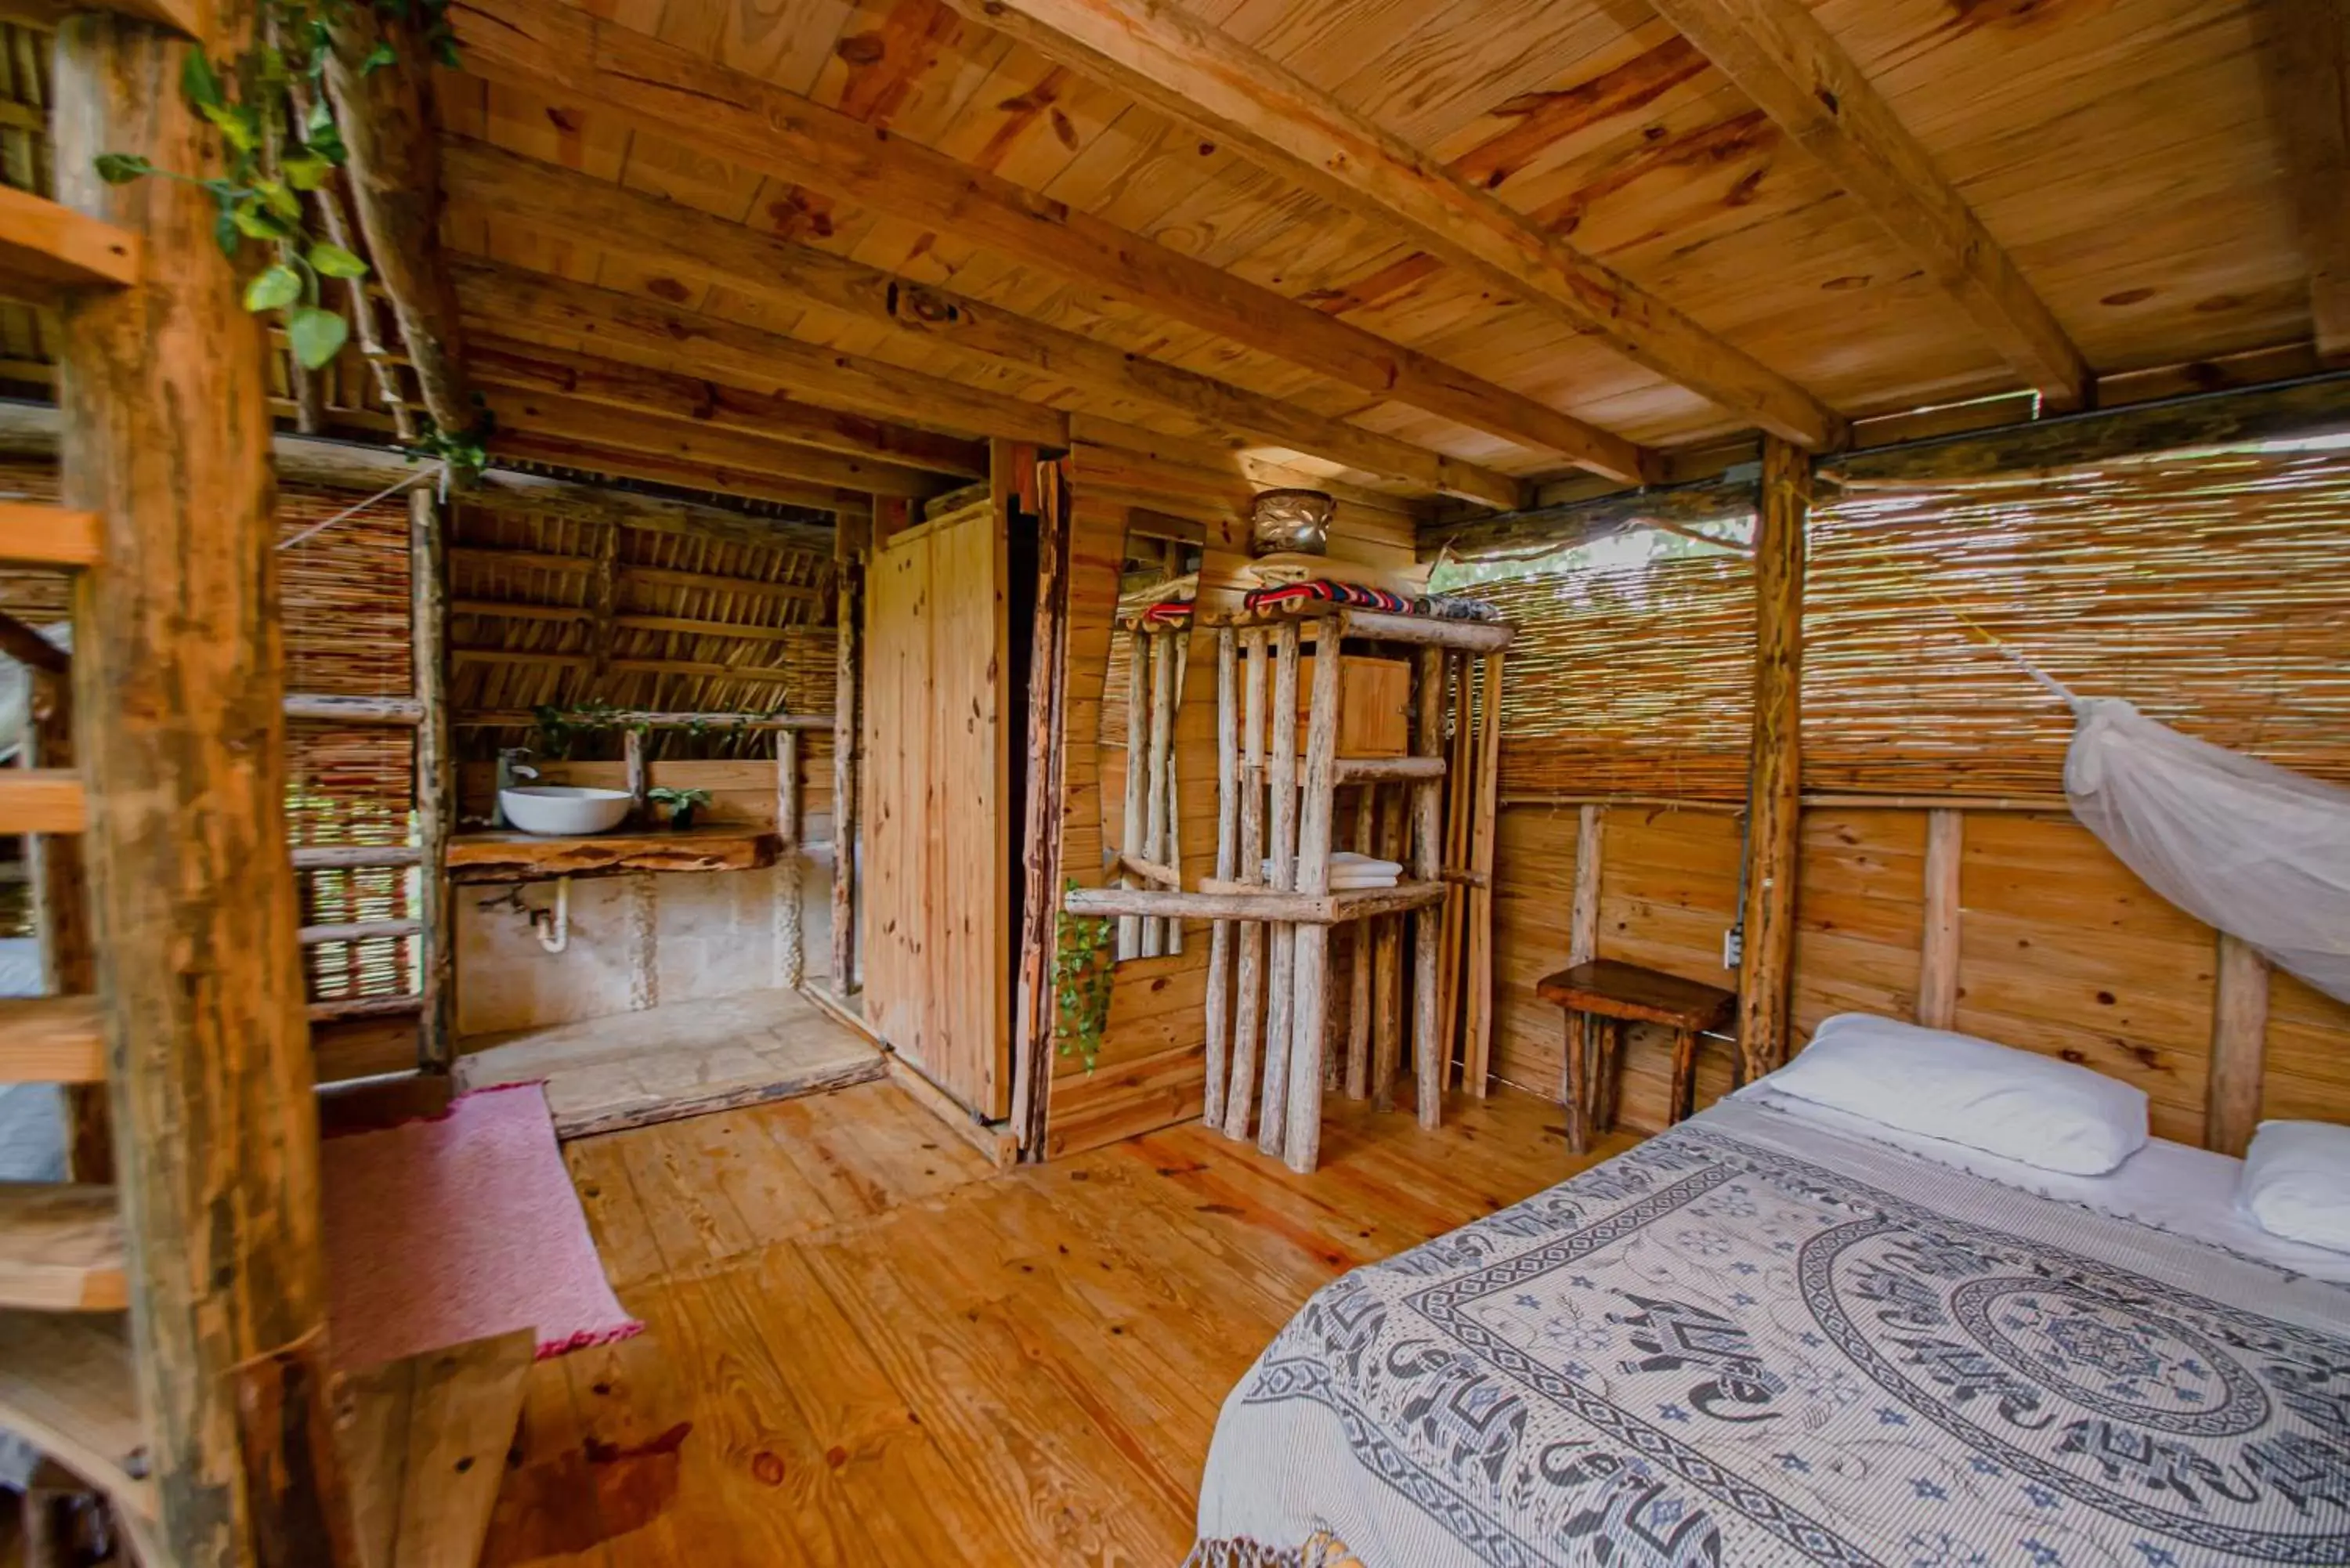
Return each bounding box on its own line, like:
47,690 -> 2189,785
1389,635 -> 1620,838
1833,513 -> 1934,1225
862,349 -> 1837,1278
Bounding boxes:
1536,959 -> 1735,1153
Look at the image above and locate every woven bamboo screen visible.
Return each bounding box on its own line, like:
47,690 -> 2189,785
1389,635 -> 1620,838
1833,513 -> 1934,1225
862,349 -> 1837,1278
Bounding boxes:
0,460 -> 421,999
280,489 -> 418,1005
1805,444 -> 2350,794
1468,540 -> 1758,799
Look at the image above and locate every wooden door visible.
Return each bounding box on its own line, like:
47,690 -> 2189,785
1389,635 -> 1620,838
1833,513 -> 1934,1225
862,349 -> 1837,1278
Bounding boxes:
862,504 -> 1011,1118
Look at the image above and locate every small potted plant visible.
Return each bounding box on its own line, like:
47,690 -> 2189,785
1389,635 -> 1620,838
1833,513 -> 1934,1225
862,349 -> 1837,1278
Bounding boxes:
646,785 -> 713,831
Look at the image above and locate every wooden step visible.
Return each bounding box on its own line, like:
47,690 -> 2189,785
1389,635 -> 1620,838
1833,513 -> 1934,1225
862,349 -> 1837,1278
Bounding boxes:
0,768 -> 86,832
0,0 -> 199,34
340,1329 -> 534,1568
0,995 -> 104,1082
0,1310 -> 154,1519
0,185 -> 139,296
0,501 -> 103,568
0,1183 -> 125,1310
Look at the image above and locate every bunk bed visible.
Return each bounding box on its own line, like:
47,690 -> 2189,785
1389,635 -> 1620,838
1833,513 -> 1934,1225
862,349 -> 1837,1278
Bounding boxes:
1194,1039 -> 2350,1567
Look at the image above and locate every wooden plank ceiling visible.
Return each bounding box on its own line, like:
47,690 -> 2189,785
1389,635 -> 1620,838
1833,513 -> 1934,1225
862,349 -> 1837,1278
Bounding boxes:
425,0 -> 2310,509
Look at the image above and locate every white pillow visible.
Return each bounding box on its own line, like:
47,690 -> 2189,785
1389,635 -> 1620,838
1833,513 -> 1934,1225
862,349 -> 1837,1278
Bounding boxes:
1760,1013 -> 2149,1175
2240,1120 -> 2350,1254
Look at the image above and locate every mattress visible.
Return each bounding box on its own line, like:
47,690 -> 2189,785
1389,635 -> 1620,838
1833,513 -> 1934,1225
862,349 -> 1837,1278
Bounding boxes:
1192,1096 -> 2350,1566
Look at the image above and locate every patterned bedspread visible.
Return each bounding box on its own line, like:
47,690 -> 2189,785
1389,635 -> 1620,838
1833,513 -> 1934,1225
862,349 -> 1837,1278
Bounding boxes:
1193,1099 -> 2350,1567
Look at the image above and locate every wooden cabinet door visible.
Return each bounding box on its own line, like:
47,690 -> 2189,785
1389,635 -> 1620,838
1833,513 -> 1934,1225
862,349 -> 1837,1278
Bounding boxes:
861,505 -> 1010,1118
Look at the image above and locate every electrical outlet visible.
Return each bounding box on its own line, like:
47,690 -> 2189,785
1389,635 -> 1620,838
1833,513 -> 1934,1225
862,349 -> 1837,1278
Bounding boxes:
1723,926 -> 1744,970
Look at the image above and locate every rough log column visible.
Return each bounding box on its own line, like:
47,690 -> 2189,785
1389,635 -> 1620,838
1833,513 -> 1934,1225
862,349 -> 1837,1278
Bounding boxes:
831,511 -> 869,991
56,8 -> 357,1563
1735,435 -> 1810,1080
411,486 -> 454,1069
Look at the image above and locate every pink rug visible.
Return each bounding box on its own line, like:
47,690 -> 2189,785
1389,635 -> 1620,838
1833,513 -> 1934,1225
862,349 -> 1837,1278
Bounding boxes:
321,1083 -> 642,1371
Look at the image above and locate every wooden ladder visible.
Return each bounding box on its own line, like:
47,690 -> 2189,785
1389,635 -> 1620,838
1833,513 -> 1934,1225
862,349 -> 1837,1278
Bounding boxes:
0,163 -> 150,1519
0,5 -> 526,1567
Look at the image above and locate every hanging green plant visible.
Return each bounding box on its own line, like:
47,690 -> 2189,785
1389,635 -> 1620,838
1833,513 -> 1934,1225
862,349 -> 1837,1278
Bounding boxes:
1052,879 -> 1117,1074
91,1 -> 461,378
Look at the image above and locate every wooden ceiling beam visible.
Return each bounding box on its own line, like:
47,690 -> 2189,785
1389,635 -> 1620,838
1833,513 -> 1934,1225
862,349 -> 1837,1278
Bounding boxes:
324,3 -> 475,435
451,260 -> 1067,450
477,373 -> 960,504
446,0 -> 1643,479
443,140 -> 1539,506
468,335 -> 988,479
938,0 -> 1842,450
0,396 -> 839,554
2260,0 -> 2350,364
1641,0 -> 2092,409
485,417 -> 877,519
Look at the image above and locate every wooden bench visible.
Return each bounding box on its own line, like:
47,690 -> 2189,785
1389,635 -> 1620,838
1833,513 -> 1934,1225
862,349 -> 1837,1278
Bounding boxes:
1535,959 -> 1735,1153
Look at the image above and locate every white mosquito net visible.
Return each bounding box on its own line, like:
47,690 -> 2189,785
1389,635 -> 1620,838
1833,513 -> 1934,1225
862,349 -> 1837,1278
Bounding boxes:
2064,695 -> 2350,1004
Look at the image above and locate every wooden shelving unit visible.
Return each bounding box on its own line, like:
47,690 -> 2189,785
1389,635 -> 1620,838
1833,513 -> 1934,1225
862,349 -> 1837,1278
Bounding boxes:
1063,598 -> 1511,1173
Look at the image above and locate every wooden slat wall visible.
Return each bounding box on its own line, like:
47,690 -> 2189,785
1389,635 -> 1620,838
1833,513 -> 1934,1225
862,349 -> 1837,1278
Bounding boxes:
1490,803 -> 2350,1146
1045,425 -> 1422,1158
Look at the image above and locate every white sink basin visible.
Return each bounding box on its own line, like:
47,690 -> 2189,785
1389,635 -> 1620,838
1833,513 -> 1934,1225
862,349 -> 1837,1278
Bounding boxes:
500,786 -> 633,836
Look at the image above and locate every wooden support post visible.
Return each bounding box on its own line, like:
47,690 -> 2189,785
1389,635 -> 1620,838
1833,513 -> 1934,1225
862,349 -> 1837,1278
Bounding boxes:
410,485 -> 454,1071
55,7 -> 356,1559
1119,625 -> 1150,960
1557,803 -> 1604,1130
1917,808 -> 1962,1030
2205,933 -> 2271,1156
1462,651 -> 1505,1097
1164,629 -> 1188,957
1012,460 -> 1070,1155
1223,628 -> 1267,1142
831,524 -> 865,992
1411,647 -> 1444,1129
623,726 -> 649,822
586,520 -> 619,682
1736,434 -> 1810,1081
1203,625 -> 1238,1128
1438,652 -> 1473,1081
1256,622 -> 1300,1158
776,728 -> 803,988
1345,786 -> 1374,1100
1141,627 -> 1174,958
1282,634 -> 1345,1172
1370,786 -> 1402,1111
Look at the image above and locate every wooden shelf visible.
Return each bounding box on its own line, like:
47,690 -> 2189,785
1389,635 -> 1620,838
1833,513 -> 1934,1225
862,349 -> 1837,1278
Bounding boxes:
1332,754 -> 1445,784
447,825 -> 781,883
0,1183 -> 125,1311
0,995 -> 104,1082
0,186 -> 139,296
1065,878 -> 1446,927
0,1310 -> 153,1519
1216,600 -> 1513,654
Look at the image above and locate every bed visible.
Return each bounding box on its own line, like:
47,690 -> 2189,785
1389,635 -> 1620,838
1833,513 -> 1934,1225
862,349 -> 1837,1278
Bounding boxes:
1192,1089 -> 2350,1567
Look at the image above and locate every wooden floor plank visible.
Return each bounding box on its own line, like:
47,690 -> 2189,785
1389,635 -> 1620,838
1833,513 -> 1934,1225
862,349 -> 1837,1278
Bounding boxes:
479,1077 -> 1628,1568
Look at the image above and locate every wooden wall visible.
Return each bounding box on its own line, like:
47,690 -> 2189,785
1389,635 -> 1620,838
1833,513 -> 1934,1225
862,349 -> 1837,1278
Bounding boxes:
1045,421 -> 1419,1158
1491,801 -> 2350,1147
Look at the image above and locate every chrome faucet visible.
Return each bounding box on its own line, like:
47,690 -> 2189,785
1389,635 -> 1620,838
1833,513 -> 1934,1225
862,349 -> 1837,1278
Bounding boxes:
494,746 -> 540,828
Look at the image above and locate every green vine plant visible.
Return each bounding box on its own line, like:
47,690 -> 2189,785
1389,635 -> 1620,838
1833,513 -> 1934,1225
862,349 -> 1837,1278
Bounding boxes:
529,699 -> 635,761
1052,878 -> 1117,1074
92,2 -> 487,474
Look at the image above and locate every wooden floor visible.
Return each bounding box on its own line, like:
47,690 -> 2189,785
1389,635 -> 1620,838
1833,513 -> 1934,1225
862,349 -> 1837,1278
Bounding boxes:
476,1078 -> 1636,1567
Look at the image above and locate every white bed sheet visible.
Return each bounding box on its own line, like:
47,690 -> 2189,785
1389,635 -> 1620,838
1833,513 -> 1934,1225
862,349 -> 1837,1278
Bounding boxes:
1734,1078 -> 2350,1285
